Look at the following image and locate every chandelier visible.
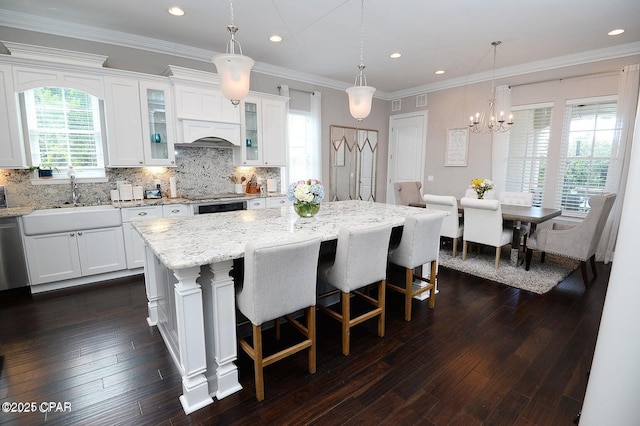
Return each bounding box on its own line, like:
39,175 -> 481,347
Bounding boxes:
212,0 -> 254,105
469,41 -> 513,133
346,0 -> 375,121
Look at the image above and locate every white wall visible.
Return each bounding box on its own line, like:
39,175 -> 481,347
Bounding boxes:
580,99 -> 640,424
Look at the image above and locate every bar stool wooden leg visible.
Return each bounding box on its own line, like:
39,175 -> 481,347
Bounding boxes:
307,307 -> 316,373
428,260 -> 437,309
404,268 -> 413,322
341,291 -> 350,356
252,324 -> 265,401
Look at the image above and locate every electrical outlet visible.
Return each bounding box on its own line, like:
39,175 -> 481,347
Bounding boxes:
428,175 -> 434,182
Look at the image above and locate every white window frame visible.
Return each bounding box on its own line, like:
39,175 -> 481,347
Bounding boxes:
506,102 -> 554,206
21,86 -> 107,180
554,95 -> 618,217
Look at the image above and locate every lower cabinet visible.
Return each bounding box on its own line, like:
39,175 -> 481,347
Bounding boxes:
248,196 -> 292,210
266,196 -> 293,208
122,204 -> 190,269
24,227 -> 126,285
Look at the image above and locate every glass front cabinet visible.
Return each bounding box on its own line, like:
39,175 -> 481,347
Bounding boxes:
239,95 -> 287,166
139,80 -> 176,166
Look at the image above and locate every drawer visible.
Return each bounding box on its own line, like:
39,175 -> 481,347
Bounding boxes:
163,204 -> 190,217
246,198 -> 266,210
266,197 -> 292,208
121,205 -> 163,222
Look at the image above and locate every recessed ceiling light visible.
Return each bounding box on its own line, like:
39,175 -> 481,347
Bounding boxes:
608,29 -> 624,36
168,7 -> 185,16
390,52 -> 402,59
269,35 -> 283,43
435,70 -> 445,75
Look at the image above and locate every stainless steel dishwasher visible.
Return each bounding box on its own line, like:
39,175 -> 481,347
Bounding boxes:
0,217 -> 29,290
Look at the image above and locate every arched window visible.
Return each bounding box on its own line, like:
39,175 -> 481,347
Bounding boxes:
22,86 -> 105,178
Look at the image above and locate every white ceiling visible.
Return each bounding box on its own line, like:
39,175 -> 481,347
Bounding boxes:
1,0 -> 639,99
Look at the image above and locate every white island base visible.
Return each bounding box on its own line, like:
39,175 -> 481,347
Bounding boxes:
143,245 -> 242,413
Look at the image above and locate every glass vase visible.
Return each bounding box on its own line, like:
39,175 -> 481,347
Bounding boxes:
294,202 -> 320,218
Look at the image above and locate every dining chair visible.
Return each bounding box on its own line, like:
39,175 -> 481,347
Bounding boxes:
387,212 -> 445,321
394,181 -> 423,205
236,235 -> 322,401
423,194 -> 462,257
499,191 -> 534,245
317,223 -> 392,355
525,193 -> 616,286
460,197 -> 512,269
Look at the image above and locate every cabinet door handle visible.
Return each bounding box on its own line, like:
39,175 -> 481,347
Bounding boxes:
139,161 -> 143,164
69,232 -> 75,237
171,209 -> 180,213
77,231 -> 83,236
138,212 -> 148,216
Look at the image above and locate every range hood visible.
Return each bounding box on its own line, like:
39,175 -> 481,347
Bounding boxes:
177,119 -> 241,147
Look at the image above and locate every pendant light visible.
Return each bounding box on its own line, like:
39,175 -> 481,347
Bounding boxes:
346,0 -> 375,121
212,0 -> 254,105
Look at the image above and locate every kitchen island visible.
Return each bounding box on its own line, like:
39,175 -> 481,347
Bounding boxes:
133,200 -> 443,414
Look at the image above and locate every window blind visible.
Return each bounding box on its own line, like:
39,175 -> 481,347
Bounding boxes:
554,99 -> 618,216
25,87 -> 104,176
505,106 -> 552,206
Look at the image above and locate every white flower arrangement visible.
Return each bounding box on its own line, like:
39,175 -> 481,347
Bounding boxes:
287,179 -> 325,204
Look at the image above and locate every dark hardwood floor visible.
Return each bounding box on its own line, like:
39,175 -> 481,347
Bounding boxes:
0,261 -> 610,425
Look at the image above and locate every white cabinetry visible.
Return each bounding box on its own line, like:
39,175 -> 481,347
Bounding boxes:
105,77 -> 176,167
104,76 -> 145,166
0,64 -> 25,168
247,197 -> 292,210
122,204 -> 189,269
140,80 -> 176,166
246,198 -> 266,210
24,227 -> 126,285
266,196 -> 293,208
238,95 -> 288,166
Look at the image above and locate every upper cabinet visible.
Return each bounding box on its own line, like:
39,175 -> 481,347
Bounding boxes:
139,80 -> 176,166
104,76 -> 145,167
238,95 -> 288,166
0,64 -> 26,168
104,76 -> 175,167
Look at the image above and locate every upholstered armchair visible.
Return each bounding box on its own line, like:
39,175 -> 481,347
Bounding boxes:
394,181 -> 422,206
423,194 -> 463,257
460,197 -> 512,269
525,193 -> 616,286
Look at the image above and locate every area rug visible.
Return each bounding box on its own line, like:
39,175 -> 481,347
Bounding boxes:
438,248 -> 580,294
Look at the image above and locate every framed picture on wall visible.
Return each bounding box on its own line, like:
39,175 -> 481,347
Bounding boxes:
444,127 -> 469,167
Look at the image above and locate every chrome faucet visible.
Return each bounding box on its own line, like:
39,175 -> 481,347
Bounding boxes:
70,175 -> 80,205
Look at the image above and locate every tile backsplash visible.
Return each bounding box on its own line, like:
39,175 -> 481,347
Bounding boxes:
0,147 -> 283,208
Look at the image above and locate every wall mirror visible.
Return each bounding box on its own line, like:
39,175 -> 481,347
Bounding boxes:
329,125 -> 378,201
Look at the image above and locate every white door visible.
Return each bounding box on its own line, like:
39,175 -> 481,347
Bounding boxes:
386,111 -> 427,203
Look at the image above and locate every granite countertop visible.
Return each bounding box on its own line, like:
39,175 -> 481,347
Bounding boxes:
0,194 -> 290,218
133,200 -> 444,271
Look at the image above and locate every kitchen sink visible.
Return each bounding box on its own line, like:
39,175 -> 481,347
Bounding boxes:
23,205 -> 122,235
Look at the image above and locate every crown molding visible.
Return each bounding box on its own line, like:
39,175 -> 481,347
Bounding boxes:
2,41 -> 108,67
1,9 -> 638,102
389,41 -> 640,99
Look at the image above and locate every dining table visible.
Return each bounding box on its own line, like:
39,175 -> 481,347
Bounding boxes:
133,200 -> 445,414
410,200 -> 562,264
